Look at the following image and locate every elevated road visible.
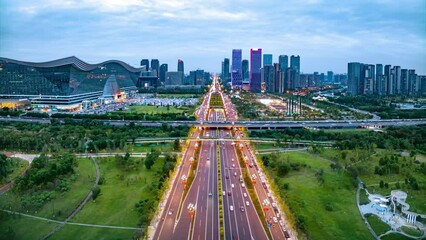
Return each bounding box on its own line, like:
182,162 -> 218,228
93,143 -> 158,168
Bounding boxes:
1,116 -> 425,129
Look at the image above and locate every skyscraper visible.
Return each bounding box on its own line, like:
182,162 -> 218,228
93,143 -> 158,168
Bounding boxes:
384,65 -> 392,95
264,65 -> 275,92
263,54 -> 273,66
151,59 -> 159,77
290,55 -> 300,71
290,55 -> 300,89
159,64 -> 168,86
140,59 -> 149,71
242,60 -> 249,84
231,49 -> 243,87
278,55 -> 288,71
221,58 -> 230,83
178,59 -> 184,74
348,62 -> 362,95
376,64 -> 383,94
250,48 -> 262,92
327,71 -> 334,83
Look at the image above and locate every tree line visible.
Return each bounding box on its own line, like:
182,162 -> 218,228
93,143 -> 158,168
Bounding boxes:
0,121 -> 189,153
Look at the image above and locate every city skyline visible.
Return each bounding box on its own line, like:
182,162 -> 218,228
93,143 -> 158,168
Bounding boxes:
1,0 -> 425,74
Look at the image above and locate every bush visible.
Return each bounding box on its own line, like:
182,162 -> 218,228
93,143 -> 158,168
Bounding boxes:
92,186 -> 101,200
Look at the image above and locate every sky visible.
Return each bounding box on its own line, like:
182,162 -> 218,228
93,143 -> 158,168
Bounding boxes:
0,0 -> 425,74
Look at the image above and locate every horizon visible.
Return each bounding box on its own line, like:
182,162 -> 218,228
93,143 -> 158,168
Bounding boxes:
1,0 -> 425,74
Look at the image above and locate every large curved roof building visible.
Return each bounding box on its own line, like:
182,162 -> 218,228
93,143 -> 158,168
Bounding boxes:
0,56 -> 142,110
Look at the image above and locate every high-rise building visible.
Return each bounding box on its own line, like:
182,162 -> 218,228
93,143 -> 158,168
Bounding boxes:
327,71 -> 334,83
364,64 -> 375,94
264,65 -> 275,92
290,55 -> 300,71
290,55 -> 300,89
159,64 -> 168,86
166,71 -> 183,86
348,62 -> 363,95
391,66 -> 401,94
401,69 -> 408,95
221,58 -> 230,83
263,54 -> 273,66
178,59 -> 184,74
250,48 -> 262,92
242,60 -> 249,84
384,65 -> 392,95
408,70 -> 416,95
151,59 -> 159,77
278,55 -> 288,71
140,59 -> 149,71
231,49 -> 243,87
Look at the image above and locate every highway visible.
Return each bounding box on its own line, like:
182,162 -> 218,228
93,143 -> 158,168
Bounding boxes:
219,128 -> 268,240
152,130 -> 200,240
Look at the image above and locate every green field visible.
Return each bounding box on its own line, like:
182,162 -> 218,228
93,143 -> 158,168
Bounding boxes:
400,225 -> 423,237
381,232 -> 416,240
126,105 -> 194,114
0,157 -> 95,239
263,151 -> 373,240
131,142 -> 173,153
366,214 -> 391,235
52,156 -> 165,239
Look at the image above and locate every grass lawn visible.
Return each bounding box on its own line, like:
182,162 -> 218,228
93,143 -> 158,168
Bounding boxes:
126,105 -> 193,114
131,143 -> 173,153
0,157 -> 29,188
0,214 -> 58,240
365,214 -> 390,235
252,142 -> 280,150
0,157 -> 95,239
400,225 -> 423,237
52,157 -> 165,239
381,232 -> 415,240
265,151 -> 373,240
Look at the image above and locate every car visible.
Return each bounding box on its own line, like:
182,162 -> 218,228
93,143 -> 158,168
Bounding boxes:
231,158 -> 234,161
240,206 -> 245,212
273,217 -> 278,223
246,201 -> 250,206
223,191 -> 225,196
228,191 -> 232,196
267,192 -> 272,198
230,205 -> 234,211
234,172 -> 237,176
226,175 -> 229,179
168,210 -> 173,216
241,183 -> 245,188
209,192 -> 213,197
231,184 -> 235,188
232,164 -> 235,168
243,193 -> 247,198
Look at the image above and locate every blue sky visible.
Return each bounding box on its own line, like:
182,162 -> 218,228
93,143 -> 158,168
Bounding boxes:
1,0 -> 425,74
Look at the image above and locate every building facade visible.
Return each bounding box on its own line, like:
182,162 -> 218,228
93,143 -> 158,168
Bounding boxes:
231,49 -> 243,88
250,48 -> 262,92
0,56 -> 141,111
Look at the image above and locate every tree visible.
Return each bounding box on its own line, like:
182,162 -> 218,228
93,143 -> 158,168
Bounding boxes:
379,180 -> 384,188
0,154 -> 8,182
173,139 -> 181,151
144,150 -> 158,170
92,186 -> 101,200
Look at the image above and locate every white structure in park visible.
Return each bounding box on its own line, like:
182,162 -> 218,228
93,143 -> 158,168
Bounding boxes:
359,188 -> 425,239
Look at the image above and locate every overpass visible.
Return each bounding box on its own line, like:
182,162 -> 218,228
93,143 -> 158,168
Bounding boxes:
1,116 -> 425,129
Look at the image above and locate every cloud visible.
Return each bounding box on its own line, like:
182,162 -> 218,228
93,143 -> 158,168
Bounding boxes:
1,0 -> 425,74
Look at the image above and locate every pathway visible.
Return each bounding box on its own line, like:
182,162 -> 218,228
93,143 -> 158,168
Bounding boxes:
1,209 -> 142,230
42,157 -> 101,239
